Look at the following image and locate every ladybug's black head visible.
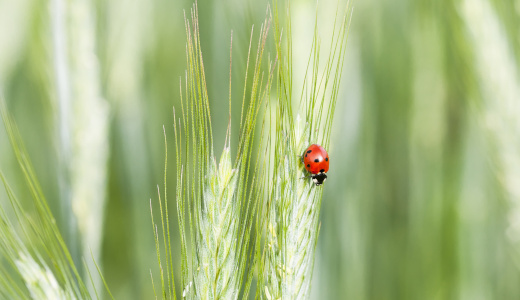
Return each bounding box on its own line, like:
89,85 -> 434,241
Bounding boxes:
311,173 -> 327,186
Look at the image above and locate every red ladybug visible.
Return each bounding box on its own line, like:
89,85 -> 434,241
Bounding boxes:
302,144 -> 329,185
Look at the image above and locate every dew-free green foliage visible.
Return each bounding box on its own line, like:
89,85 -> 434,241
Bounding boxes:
150,3 -> 275,299
2,0 -> 520,299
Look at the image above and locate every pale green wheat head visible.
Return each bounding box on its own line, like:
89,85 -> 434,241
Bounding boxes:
150,2 -> 274,299
258,1 -> 353,299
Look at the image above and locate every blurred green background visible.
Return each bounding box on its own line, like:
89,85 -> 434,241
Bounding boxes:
1,0 -> 520,299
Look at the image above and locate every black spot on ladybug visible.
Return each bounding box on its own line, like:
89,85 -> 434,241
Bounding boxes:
320,169 -> 325,173
305,154 -> 307,157
325,157 -> 328,161
307,164 -> 310,168
307,150 -> 312,153
314,158 -> 319,163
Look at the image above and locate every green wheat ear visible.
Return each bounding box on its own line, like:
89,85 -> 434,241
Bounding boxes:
150,2 -> 275,299
257,1 -> 353,299
0,98 -> 114,300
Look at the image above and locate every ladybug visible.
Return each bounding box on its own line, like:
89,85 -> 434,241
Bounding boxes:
302,144 -> 329,186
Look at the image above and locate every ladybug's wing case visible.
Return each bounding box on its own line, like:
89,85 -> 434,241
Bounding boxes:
316,145 -> 329,173
302,149 -> 316,173
319,155 -> 329,173
303,144 -> 330,174
310,158 -> 328,174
